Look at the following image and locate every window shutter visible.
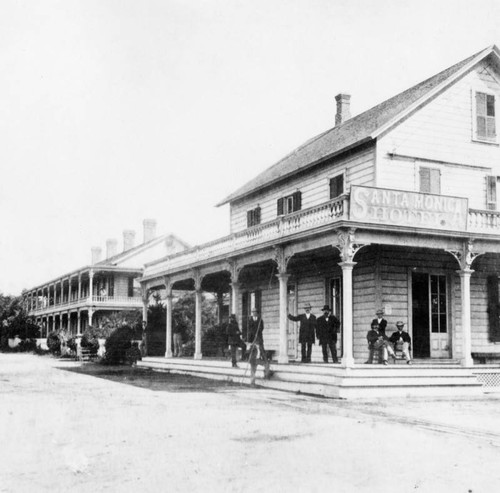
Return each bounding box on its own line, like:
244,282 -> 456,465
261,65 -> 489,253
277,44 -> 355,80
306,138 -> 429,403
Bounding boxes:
277,197 -> 284,216
419,167 -> 431,193
330,175 -> 344,199
241,292 -> 249,341
254,206 -> 261,224
247,210 -> 253,227
430,168 -> 441,194
476,92 -> 496,140
292,191 -> 302,212
486,175 -> 497,210
487,275 -> 500,342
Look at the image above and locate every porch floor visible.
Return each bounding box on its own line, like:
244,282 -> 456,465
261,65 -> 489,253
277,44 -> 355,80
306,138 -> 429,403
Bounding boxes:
137,356 -> 495,399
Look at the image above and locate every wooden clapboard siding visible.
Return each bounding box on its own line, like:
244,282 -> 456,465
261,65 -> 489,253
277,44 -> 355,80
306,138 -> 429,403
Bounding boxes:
114,275 -> 130,297
377,60 -> 500,210
230,145 -> 375,233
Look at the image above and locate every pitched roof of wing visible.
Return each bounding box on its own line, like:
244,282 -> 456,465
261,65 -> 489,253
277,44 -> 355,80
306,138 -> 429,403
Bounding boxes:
217,45 -> 498,206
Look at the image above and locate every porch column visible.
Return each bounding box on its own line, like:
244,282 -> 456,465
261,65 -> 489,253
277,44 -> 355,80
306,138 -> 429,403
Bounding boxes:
89,270 -> 94,302
77,309 -> 81,336
277,273 -> 290,364
194,271 -> 203,360
141,288 -> 149,324
339,261 -> 356,368
78,274 -> 82,300
164,279 -> 173,358
68,277 -> 72,303
88,308 -> 93,327
457,268 -> 474,367
230,282 -> 240,318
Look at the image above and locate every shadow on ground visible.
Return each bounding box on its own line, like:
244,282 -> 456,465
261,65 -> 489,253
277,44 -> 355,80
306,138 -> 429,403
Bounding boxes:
58,363 -> 251,393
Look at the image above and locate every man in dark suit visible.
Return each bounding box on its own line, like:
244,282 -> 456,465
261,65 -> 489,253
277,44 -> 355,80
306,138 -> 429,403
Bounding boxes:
288,303 -> 316,363
372,309 -> 388,336
247,309 -> 270,384
316,305 -> 340,363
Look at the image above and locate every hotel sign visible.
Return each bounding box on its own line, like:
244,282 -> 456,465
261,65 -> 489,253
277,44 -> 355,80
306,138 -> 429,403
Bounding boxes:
350,186 -> 468,231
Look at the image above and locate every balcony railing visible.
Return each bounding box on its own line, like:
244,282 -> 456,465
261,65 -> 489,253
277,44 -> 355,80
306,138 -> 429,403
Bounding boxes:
468,209 -> 500,232
29,295 -> 143,314
146,196 -> 348,276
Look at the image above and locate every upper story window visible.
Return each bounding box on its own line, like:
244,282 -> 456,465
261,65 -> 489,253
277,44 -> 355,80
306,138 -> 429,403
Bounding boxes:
329,174 -> 344,199
486,175 -> 498,210
419,167 -> 441,194
277,191 -> 301,216
247,206 -> 261,227
474,91 -> 497,143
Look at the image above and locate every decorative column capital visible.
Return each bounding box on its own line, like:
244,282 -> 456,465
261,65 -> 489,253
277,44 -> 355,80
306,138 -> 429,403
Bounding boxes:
226,260 -> 242,282
273,245 -> 294,274
192,270 -> 203,292
276,272 -> 291,282
447,238 -> 482,271
334,228 -> 367,263
162,276 -> 173,297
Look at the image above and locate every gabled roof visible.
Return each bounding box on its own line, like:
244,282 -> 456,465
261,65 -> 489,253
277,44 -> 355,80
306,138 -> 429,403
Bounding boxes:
217,45 -> 500,206
96,233 -> 191,267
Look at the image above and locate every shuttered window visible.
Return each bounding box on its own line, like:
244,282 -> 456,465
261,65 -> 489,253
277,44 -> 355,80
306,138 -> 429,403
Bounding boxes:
487,275 -> 500,342
486,175 -> 497,210
476,92 -> 496,141
330,175 -> 344,199
247,206 -> 261,227
277,191 -> 302,216
419,167 -> 441,194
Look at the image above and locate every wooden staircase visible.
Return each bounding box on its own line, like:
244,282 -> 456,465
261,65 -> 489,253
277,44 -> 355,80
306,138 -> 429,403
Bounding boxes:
137,357 -> 484,399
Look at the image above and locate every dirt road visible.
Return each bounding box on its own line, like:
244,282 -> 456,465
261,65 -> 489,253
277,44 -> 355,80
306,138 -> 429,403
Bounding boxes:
1,353 -> 500,492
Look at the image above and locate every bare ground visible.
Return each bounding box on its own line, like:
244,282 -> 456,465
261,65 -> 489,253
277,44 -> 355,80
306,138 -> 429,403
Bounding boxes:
1,353 -> 500,493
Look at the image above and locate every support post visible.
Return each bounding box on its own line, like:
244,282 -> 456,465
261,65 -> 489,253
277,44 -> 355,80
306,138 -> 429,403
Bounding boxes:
458,269 -> 474,367
339,261 -> 356,368
77,309 -> 81,336
164,278 -> 173,358
194,271 -> 203,360
277,273 -> 290,364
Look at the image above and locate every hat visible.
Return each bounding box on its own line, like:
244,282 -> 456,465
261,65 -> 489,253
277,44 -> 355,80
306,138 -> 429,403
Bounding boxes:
376,309 -> 384,315
396,321 -> 405,327
371,320 -> 380,328
251,308 -> 259,313
322,305 -> 331,311
303,303 -> 312,309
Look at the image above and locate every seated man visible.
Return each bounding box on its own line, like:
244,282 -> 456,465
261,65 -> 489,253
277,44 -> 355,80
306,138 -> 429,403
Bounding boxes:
389,321 -> 412,365
366,320 -> 397,365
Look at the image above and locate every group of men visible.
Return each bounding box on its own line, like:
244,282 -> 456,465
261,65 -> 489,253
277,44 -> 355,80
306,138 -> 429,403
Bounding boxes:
225,305 -> 411,367
366,309 -> 412,365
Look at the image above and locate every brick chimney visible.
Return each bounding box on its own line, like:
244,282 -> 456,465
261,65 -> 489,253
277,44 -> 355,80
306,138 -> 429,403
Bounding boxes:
335,93 -> 351,126
91,247 -> 102,265
143,219 -> 157,243
106,238 -> 118,259
123,230 -> 136,251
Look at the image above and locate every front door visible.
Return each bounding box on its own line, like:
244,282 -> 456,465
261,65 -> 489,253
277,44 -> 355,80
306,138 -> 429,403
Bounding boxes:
412,272 -> 450,359
287,283 -> 298,359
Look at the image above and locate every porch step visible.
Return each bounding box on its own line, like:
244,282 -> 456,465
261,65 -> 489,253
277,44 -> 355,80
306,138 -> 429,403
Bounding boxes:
138,357 -> 483,399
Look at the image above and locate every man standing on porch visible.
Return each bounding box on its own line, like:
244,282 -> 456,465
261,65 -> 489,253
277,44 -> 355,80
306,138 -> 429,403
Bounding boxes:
288,303 -> 316,363
316,305 -> 340,363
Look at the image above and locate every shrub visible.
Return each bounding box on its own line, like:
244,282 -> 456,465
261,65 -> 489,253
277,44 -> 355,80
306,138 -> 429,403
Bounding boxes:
103,325 -> 134,365
18,338 -> 37,352
66,337 -> 77,353
46,331 -> 61,354
81,328 -> 99,355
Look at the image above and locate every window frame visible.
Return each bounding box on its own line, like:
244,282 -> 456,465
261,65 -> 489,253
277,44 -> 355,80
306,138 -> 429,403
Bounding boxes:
246,205 -> 261,228
418,165 -> 441,195
277,190 -> 302,216
472,88 -> 498,144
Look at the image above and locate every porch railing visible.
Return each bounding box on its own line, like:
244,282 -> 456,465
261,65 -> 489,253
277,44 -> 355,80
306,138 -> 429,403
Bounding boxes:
91,295 -> 142,305
146,196 -> 348,275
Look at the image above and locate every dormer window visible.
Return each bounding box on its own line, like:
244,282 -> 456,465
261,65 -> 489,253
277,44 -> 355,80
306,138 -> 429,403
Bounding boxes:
474,91 -> 497,142
247,206 -> 261,227
277,191 -> 302,216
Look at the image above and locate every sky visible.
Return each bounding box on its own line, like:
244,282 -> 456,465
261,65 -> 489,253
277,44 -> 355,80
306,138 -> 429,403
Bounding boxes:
1,0 -> 499,295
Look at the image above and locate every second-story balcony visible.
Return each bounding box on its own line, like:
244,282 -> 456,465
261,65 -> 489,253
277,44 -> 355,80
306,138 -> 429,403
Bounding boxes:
143,185 -> 500,279
29,295 -> 143,315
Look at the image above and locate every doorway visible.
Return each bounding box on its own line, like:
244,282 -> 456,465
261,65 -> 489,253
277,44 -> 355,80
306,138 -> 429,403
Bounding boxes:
287,283 -> 298,359
411,272 -> 450,358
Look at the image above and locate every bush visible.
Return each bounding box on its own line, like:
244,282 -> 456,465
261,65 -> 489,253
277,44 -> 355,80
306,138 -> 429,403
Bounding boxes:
66,337 -> 77,353
103,325 -> 134,365
202,324 -> 227,357
18,338 -> 37,352
46,331 -> 61,354
81,328 -> 99,355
